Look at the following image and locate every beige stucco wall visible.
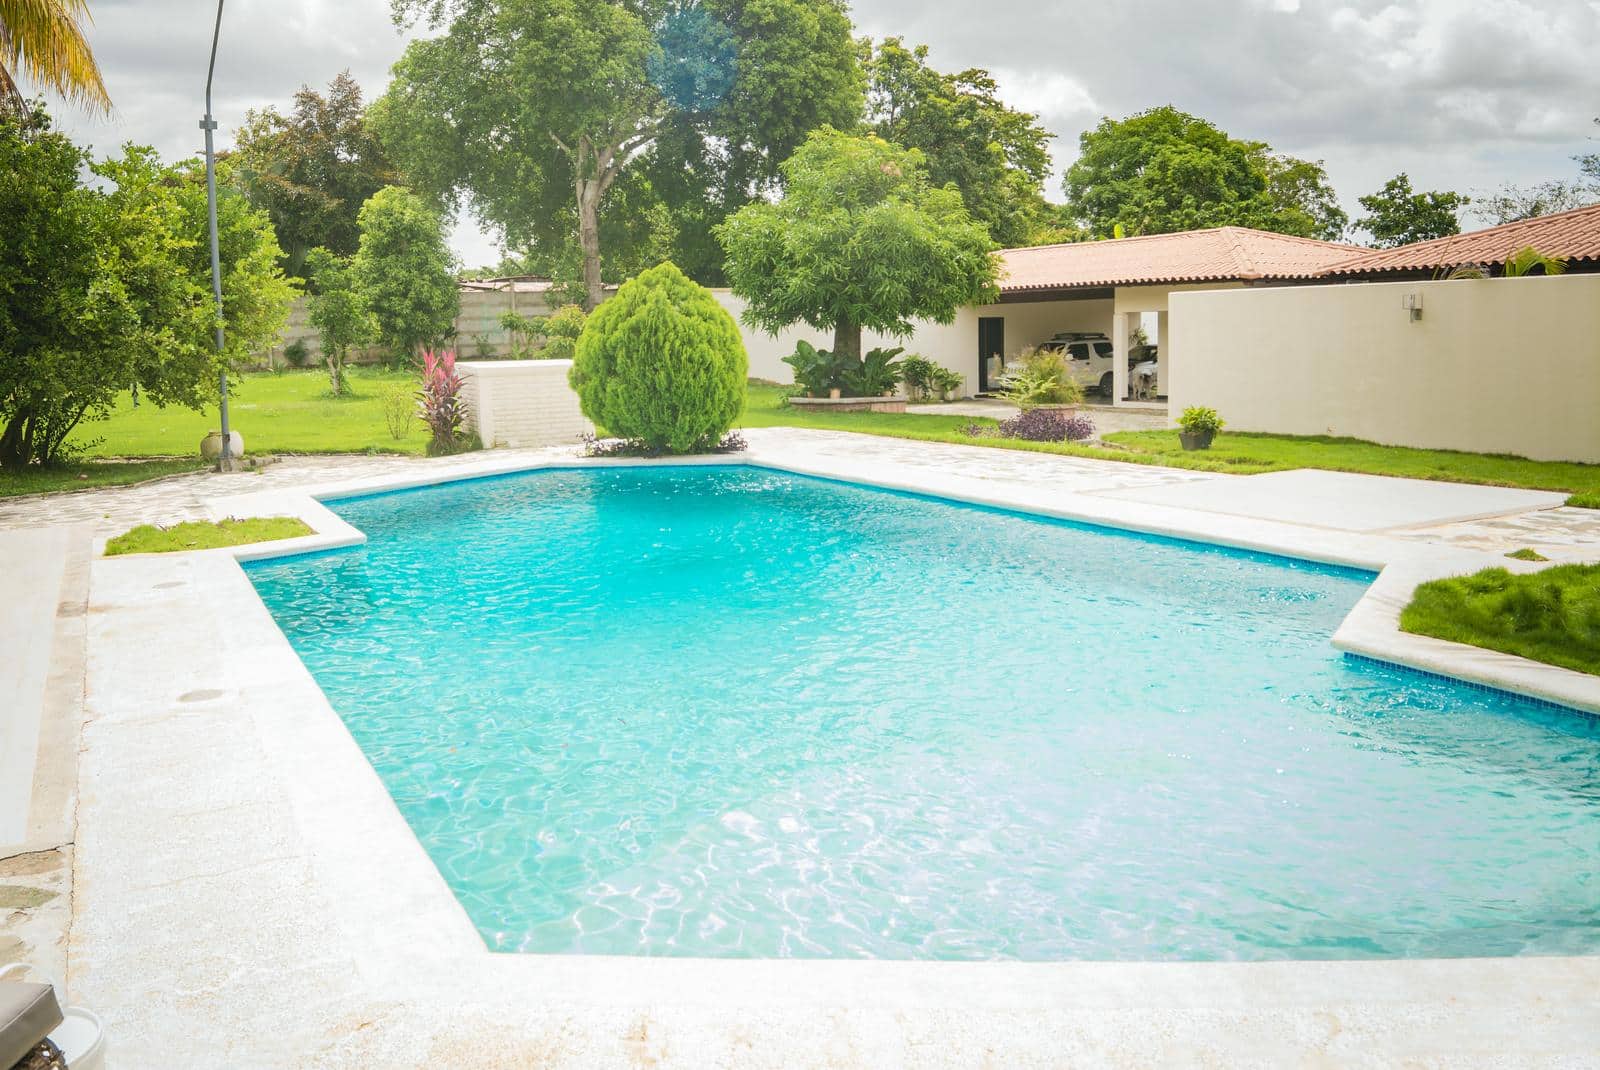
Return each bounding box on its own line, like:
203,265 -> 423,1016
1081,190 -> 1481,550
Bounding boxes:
714,290 -> 1112,396
457,359 -> 592,449
1168,274 -> 1600,463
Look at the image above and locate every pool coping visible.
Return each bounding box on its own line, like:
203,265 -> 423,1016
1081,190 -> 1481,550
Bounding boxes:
82,444 -> 1600,1062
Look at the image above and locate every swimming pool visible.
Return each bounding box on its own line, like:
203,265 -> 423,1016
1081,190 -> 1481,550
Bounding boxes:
244,465 -> 1599,961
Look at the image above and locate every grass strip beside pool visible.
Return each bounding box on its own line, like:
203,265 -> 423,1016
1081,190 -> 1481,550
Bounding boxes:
0,459 -> 208,498
105,517 -> 313,556
1401,564 -> 1600,676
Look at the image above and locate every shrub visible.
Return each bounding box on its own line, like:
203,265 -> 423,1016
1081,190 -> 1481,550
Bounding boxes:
929,366 -> 964,399
537,304 -> 587,361
1000,346 -> 1081,409
283,339 -> 311,368
998,408 -> 1095,443
581,430 -> 747,457
1178,406 -> 1225,435
783,340 -> 846,397
569,262 -> 747,453
418,348 -> 468,454
381,383 -> 413,440
841,347 -> 905,397
901,354 -> 937,399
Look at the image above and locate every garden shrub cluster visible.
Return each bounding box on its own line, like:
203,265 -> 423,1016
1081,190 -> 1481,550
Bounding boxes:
999,347 -> 1081,409
998,408 -> 1096,442
569,262 -> 747,453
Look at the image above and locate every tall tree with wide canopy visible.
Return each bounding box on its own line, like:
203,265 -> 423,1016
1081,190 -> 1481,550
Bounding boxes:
718,128 -> 999,366
0,0 -> 109,112
1063,105 -> 1344,240
233,72 -> 397,275
865,37 -> 1056,248
376,0 -> 862,304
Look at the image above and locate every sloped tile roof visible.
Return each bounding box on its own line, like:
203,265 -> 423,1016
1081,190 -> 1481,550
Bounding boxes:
1320,201 -> 1600,277
997,227 -> 1366,292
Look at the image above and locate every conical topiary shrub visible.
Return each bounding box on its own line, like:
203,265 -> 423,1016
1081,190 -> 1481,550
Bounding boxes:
569,262 -> 748,454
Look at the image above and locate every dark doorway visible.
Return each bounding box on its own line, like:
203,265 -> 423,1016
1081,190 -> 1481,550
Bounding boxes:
977,316 -> 1004,394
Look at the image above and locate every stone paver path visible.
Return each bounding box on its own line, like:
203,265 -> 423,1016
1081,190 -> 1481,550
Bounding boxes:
2,428 -> 1596,559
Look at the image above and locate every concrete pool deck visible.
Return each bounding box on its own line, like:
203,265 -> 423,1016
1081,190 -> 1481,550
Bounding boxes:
4,427 -> 1600,1066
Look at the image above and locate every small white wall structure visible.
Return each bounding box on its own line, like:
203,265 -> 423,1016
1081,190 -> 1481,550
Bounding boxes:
1168,274 -> 1600,463
456,359 -> 593,449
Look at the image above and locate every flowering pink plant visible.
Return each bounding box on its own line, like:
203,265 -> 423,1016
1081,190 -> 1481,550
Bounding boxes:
418,349 -> 467,454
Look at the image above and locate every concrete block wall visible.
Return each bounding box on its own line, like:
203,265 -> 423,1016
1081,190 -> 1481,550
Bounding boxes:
457,359 -> 593,449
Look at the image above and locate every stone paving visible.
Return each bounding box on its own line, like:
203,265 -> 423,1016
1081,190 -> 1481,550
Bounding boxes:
2,426 -> 1598,559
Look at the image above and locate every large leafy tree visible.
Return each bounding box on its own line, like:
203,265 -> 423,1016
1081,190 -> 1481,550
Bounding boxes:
1355,173 -> 1467,248
1063,105 -> 1343,240
233,72 -> 397,275
353,185 -> 459,361
865,37 -> 1056,248
0,109 -> 292,467
0,0 -> 109,112
376,0 -> 862,304
718,128 -> 999,365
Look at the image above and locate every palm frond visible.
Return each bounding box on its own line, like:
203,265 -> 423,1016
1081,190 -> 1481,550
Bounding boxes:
0,0 -> 111,113
1504,245 -> 1567,278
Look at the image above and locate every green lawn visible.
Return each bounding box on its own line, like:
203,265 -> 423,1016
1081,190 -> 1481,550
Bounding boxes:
0,458 -> 209,499
72,367 -> 425,458
737,386 -> 1600,499
1401,564 -> 1600,676
104,516 -> 314,556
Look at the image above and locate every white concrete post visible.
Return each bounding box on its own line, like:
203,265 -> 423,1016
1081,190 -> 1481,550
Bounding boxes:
1111,312 -> 1131,406
1156,310 -> 1170,397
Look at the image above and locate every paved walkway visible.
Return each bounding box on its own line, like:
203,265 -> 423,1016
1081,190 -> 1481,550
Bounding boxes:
1,428 -> 1596,558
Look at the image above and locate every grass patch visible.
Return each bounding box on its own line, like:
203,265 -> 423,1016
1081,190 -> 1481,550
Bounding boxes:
1565,492 -> 1600,509
1400,564 -> 1600,675
71,367 -> 425,458
0,459 -> 208,499
1506,548 -> 1549,562
737,386 -> 1600,495
105,516 -> 313,556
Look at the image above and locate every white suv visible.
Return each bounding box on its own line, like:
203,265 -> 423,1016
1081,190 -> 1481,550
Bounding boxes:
1040,332 -> 1116,396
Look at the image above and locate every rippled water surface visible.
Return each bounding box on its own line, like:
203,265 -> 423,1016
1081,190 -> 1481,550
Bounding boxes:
244,466 -> 1600,959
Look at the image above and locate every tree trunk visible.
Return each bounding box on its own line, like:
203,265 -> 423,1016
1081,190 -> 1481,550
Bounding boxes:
577,180 -> 604,312
0,409 -> 29,470
327,350 -> 346,396
832,318 -> 862,365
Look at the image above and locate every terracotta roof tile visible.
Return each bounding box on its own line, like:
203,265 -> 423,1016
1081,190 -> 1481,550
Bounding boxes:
997,227 -> 1365,292
1320,201 -> 1600,276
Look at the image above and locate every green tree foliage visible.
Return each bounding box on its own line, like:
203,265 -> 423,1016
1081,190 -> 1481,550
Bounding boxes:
353,186 -> 459,362
1355,173 -> 1468,248
1062,105 -> 1344,240
377,0 -> 862,301
569,262 -> 746,453
717,129 -> 999,365
1474,181 -> 1595,225
233,72 -> 397,275
304,248 -> 375,396
0,108 -> 292,468
865,37 -> 1056,247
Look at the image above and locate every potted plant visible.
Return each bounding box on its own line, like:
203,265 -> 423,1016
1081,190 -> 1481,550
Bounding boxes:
1178,406 -> 1224,450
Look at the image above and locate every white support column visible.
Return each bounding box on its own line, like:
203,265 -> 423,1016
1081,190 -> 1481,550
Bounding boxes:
1111,312 -> 1131,406
1155,310 -> 1170,398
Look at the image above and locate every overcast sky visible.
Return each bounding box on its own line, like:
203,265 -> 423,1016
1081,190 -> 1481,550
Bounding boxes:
47,0 -> 1600,265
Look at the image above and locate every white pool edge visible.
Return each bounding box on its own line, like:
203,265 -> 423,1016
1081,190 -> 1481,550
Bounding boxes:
83,443 -> 1600,1062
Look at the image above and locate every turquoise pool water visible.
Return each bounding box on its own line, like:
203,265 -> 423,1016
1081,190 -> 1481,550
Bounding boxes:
244,466 -> 1599,960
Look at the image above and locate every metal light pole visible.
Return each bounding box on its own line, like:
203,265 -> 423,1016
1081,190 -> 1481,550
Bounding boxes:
201,0 -> 234,472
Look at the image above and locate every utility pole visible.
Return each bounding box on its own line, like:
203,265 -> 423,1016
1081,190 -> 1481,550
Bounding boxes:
202,0 -> 234,472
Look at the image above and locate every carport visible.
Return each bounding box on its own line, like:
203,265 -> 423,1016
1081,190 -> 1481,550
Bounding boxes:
980,227 -> 1365,407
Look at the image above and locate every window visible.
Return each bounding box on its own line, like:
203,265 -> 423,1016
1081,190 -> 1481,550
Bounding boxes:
1067,343 -> 1090,361
1093,341 -> 1114,359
